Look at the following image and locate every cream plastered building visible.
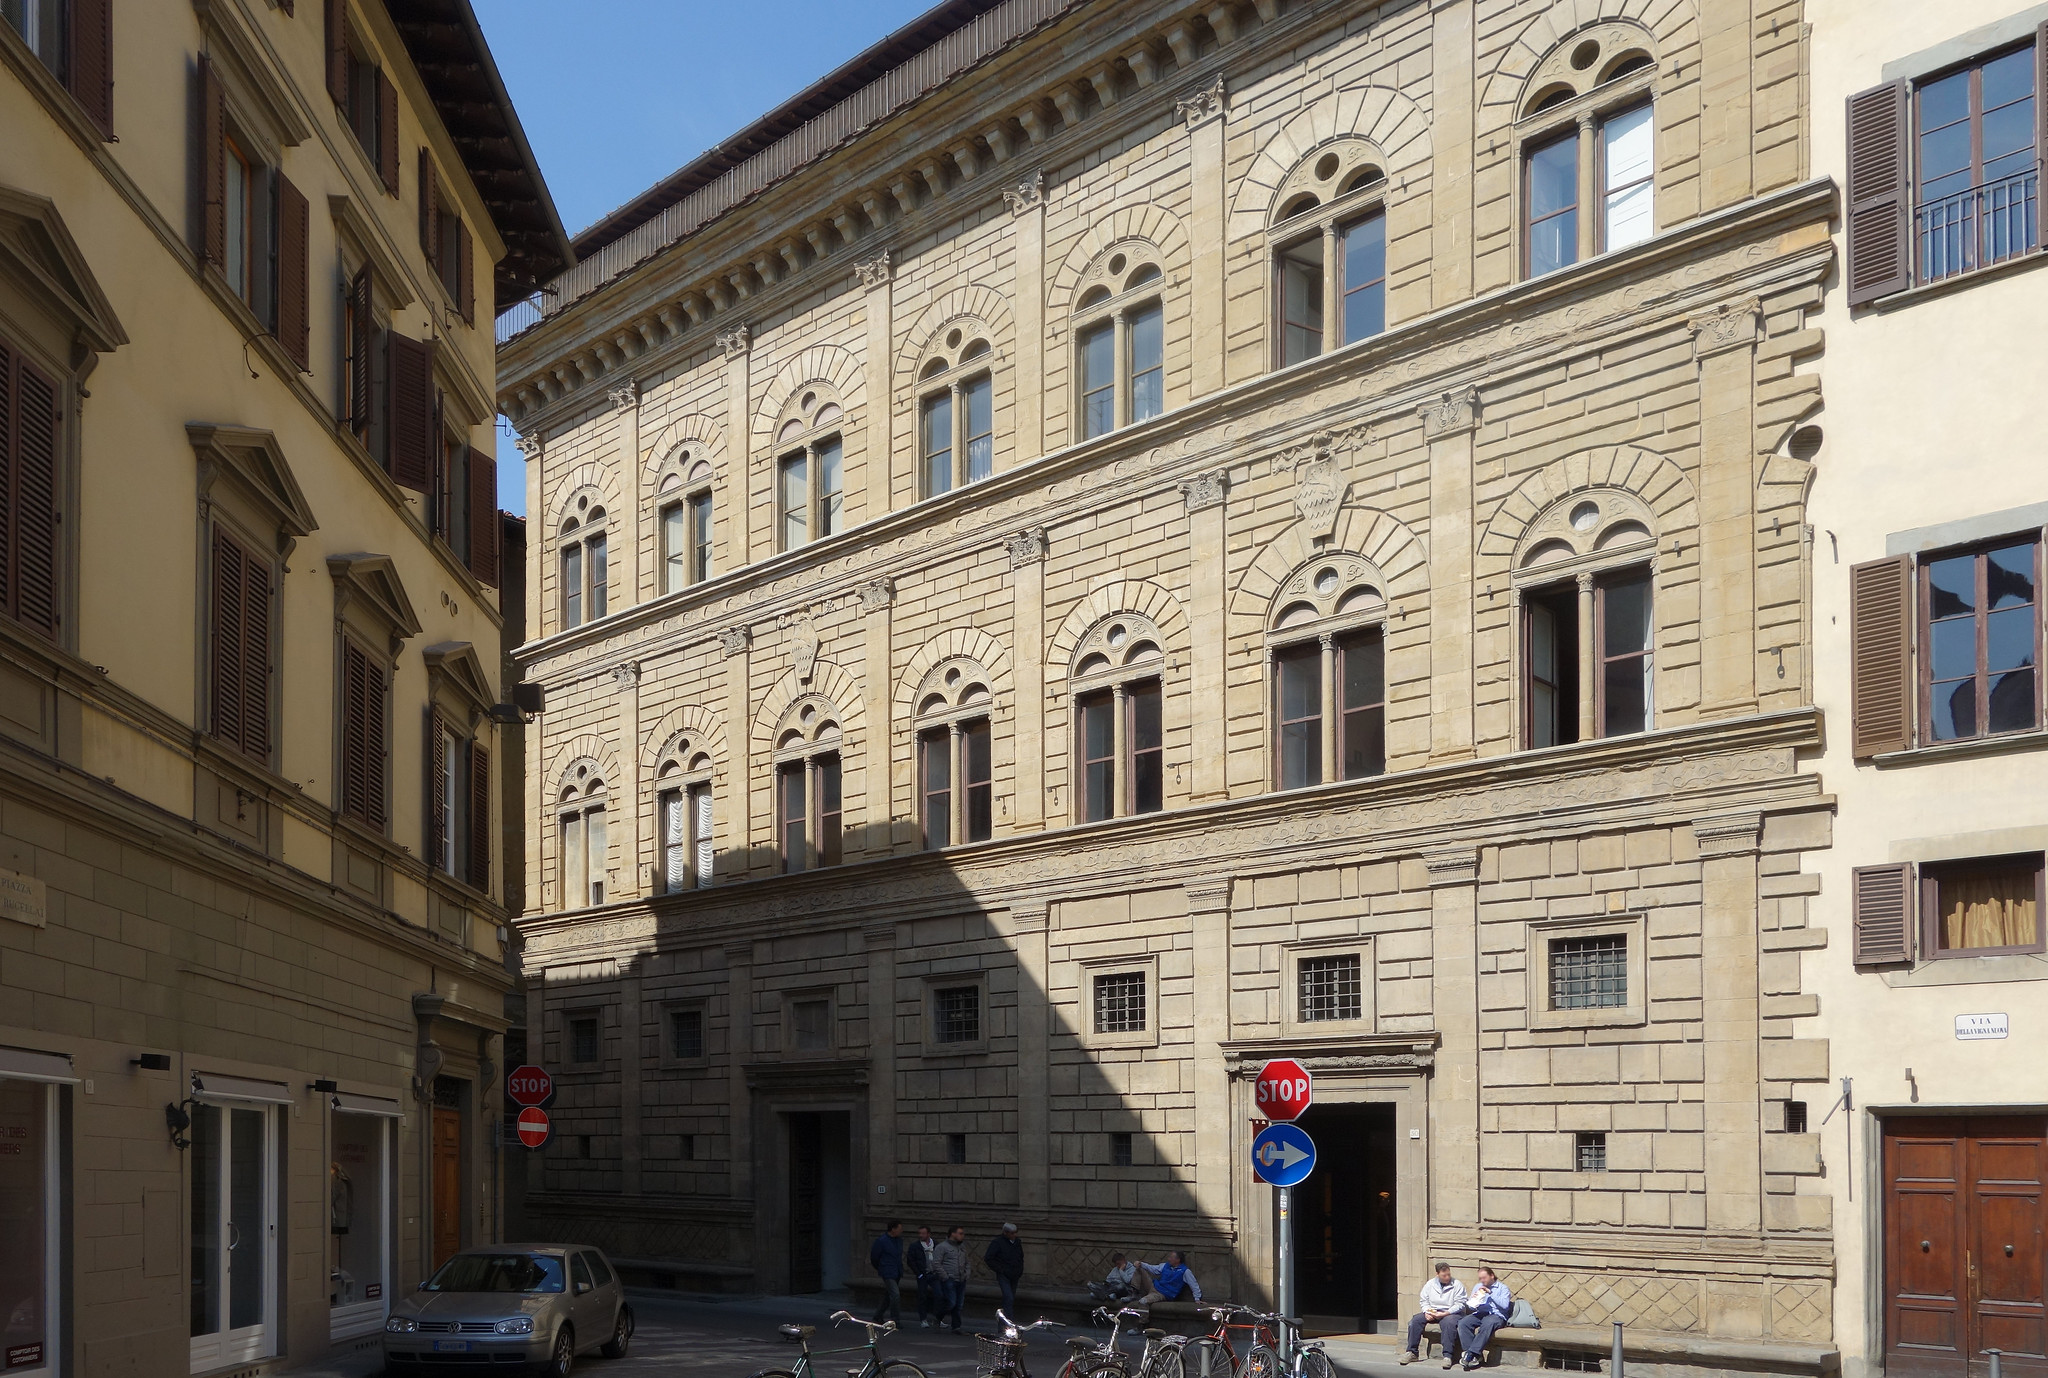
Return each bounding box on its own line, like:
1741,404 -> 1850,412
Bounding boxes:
1806,6 -> 2048,1378
0,0 -> 567,1373
500,0 -> 1843,1369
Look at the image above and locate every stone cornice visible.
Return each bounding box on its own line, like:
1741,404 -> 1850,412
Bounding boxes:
1219,1032 -> 1438,1077
513,180 -> 1836,677
515,708 -> 1829,960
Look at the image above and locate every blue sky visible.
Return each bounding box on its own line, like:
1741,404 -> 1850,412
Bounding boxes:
480,0 -> 934,514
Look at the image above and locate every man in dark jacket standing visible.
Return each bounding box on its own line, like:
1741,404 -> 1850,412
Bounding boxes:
870,1221 -> 905,1325
907,1225 -> 937,1327
984,1222 -> 1025,1318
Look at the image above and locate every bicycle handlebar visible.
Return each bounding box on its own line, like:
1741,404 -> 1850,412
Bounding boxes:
828,1312 -> 898,1335
997,1309 -> 1064,1332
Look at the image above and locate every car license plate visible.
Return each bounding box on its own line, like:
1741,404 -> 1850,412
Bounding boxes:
433,1340 -> 473,1353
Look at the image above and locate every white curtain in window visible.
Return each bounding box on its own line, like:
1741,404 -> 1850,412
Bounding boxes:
693,785 -> 714,888
660,791 -> 686,892
1602,105 -> 1655,251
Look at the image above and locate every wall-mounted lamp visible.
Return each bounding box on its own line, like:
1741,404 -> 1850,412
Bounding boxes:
165,1101 -> 192,1150
310,1078 -> 339,1094
132,1052 -> 171,1072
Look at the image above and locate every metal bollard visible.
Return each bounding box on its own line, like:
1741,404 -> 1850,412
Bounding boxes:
1612,1322 -> 1624,1378
1989,1349 -> 2003,1378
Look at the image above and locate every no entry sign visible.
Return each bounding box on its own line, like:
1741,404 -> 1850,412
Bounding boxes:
1254,1058 -> 1313,1122
507,1064 -> 554,1108
515,1106 -> 552,1149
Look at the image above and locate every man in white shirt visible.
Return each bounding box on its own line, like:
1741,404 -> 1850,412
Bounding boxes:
1400,1262 -> 1466,1367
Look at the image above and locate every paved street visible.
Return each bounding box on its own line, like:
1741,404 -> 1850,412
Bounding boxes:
313,1290 -> 1413,1378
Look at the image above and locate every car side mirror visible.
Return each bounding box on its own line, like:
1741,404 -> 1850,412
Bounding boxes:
576,1282 -> 591,1295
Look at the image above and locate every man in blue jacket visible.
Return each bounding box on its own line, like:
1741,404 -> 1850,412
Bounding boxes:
870,1221 -> 905,1326
1453,1267 -> 1512,1370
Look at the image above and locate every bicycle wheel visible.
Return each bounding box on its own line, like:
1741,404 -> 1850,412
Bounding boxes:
1245,1345 -> 1281,1378
1298,1351 -> 1334,1378
881,1362 -> 931,1378
1188,1339 -> 1236,1378
1145,1343 -> 1187,1378
749,1369 -> 799,1378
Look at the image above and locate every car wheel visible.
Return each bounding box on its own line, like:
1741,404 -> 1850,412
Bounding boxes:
600,1306 -> 631,1359
544,1325 -> 574,1378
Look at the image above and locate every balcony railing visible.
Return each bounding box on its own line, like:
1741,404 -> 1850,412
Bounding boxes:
1916,167 -> 2039,285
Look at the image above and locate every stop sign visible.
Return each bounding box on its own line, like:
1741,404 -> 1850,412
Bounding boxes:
515,1106 -> 552,1148
1254,1058 -> 1313,1122
507,1065 -> 554,1107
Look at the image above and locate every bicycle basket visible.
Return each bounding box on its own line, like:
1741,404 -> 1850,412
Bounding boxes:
977,1335 -> 1025,1375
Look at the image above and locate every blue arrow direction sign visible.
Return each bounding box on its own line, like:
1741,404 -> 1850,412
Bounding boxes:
1252,1122 -> 1316,1187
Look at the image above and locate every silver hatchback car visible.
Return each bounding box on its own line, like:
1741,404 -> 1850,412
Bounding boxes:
382,1244 -> 633,1377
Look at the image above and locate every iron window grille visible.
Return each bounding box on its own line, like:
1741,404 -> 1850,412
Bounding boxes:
1093,971 -> 1148,1034
1111,1131 -> 1134,1167
1298,954 -> 1364,1022
946,1132 -> 967,1164
569,1016 -> 599,1064
669,1009 -> 703,1060
1575,1131 -> 1607,1172
1549,934 -> 1628,1009
932,986 -> 982,1044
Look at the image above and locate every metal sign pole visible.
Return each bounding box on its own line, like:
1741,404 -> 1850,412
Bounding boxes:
1276,1184 -> 1293,1319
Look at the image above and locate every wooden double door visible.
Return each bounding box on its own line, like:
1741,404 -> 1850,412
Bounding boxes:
1885,1117 -> 2047,1378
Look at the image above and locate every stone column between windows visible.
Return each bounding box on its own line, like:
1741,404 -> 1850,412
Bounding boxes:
1574,111 -> 1598,264
1430,0 -> 1476,307
1186,97 -> 1226,399
1695,814 -> 1763,1232
719,330 -> 753,564
1423,388 -> 1479,761
948,722 -> 966,842
1692,298 -> 1762,717
1183,472 -> 1228,802
1010,530 -> 1047,830
860,256 -> 893,519
620,969 -> 643,1197
1319,223 -> 1342,356
1185,877 -> 1233,1220
1424,848 -> 1480,1225
615,661 -> 643,900
725,938 -> 755,1203
863,923 -> 898,1204
1317,634 -> 1338,783
1111,308 -> 1131,429
1013,900 -> 1051,1214
612,384 -> 644,604
1011,179 -> 1046,461
1576,571 -> 1597,743
860,580 -> 895,855
1111,683 -> 1130,813
720,627 -> 752,859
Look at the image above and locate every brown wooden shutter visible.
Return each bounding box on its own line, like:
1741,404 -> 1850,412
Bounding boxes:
276,173 -> 310,371
0,340 -> 10,623
1846,82 -> 1911,305
466,445 -> 498,585
210,530 -> 245,750
418,148 -> 439,265
324,0 -> 348,105
342,640 -> 388,829
428,708 -> 447,868
376,70 -> 399,195
199,55 -> 227,269
364,647 -> 386,828
1850,555 -> 1914,757
10,352 -> 58,640
456,220 -> 474,324
346,266 -> 372,432
385,332 -> 434,489
278,0 -> 294,16
70,0 -> 114,138
241,554 -> 271,760
468,739 -> 490,889
1852,862 -> 1914,965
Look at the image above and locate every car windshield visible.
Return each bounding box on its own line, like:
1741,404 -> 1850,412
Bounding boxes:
423,1253 -> 565,1293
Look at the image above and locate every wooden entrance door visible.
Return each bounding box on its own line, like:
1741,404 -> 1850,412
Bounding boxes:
431,1107 -> 463,1269
1885,1117 -> 2047,1378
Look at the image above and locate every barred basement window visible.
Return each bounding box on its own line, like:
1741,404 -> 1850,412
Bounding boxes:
1784,1101 -> 1808,1134
569,1016 -> 599,1064
946,1132 -> 967,1165
931,985 -> 982,1044
1093,971 -> 1148,1034
1549,933 -> 1628,1009
1575,1131 -> 1607,1172
1111,1131 -> 1134,1167
1541,1351 -> 1602,1372
680,1134 -> 696,1161
1298,954 -> 1363,1022
669,1008 -> 703,1060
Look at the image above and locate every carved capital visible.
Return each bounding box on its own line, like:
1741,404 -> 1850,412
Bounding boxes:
1174,75 -> 1227,129
610,661 -> 641,692
723,939 -> 754,963
1178,468 -> 1229,512
857,576 -> 895,613
1688,297 -> 1761,359
1418,385 -> 1480,440
1183,877 -> 1233,913
1002,171 -> 1045,216
853,252 -> 893,289
1423,848 -> 1480,887
515,432 -> 542,460
718,626 -> 751,658
1010,901 -> 1050,933
1005,526 -> 1048,569
715,324 -> 751,357
1693,812 -> 1764,858
862,923 -> 897,949
607,381 -> 638,412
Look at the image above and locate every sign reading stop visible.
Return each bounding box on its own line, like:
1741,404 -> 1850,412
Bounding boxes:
507,1065 -> 554,1108
1254,1058 -> 1313,1122
515,1106 -> 552,1149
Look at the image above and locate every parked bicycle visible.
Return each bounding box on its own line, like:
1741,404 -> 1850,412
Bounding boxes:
1177,1305 -> 1280,1378
752,1312 -> 929,1378
978,1310 -> 1065,1378
1233,1309 -> 1332,1378
1057,1306 -> 1186,1378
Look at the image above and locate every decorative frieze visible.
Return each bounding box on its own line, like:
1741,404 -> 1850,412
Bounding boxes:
1005,527 -> 1049,569
1179,469 -> 1229,513
1174,75 -> 1227,129
1418,385 -> 1480,439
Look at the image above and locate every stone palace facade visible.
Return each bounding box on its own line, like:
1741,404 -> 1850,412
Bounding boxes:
497,0 -> 1839,1367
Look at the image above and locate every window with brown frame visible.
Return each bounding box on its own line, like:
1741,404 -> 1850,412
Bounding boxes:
1921,536 -> 2040,741
0,334 -> 62,640
1270,628 -> 1384,789
4,0 -> 113,135
777,751 -> 841,873
197,57 -> 309,370
1596,567 -> 1654,736
1524,581 -> 1580,748
1923,854 -> 2044,958
1525,128 -> 1579,278
208,527 -> 273,763
1522,566 -> 1652,747
1075,680 -> 1161,822
338,637 -> 389,830
336,13 -> 397,193
426,712 -> 489,889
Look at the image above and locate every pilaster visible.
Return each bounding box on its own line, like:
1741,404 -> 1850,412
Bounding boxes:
860,578 -> 896,854
1695,813 -> 1763,1234
858,254 -> 894,520
1182,471 -> 1228,801
1692,298 -> 1762,717
863,923 -> 898,1203
614,660 -> 644,897
1698,2 -> 1755,212
724,938 -> 755,1202
718,326 -> 753,563
719,626 -> 753,858
1013,899 -> 1050,1213
1010,528 -> 1048,830
1181,79 -> 1227,399
1185,877 -> 1233,1219
608,383 -> 642,605
1422,388 -> 1479,762
1429,0 -> 1474,307
1007,173 -> 1046,461
1425,847 -> 1480,1225
619,969 -> 642,1197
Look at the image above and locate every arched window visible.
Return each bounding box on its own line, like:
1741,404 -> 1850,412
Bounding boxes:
1267,140 -> 1389,366
1513,492 -> 1657,747
775,388 -> 845,550
1518,30 -> 1658,278
557,763 -> 608,909
1069,614 -> 1166,822
657,454 -> 715,593
654,739 -> 714,892
912,660 -> 994,848
1267,562 -> 1388,790
558,490 -> 607,630
772,698 -> 843,872
1072,249 -> 1165,440
918,331 -> 995,498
